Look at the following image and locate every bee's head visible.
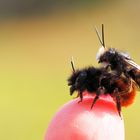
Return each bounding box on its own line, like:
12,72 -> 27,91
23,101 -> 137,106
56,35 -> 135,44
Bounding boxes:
96,46 -> 107,62
95,24 -> 116,64
97,48 -> 116,64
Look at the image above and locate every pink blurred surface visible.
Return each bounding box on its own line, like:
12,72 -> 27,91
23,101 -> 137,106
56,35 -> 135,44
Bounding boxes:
45,95 -> 124,140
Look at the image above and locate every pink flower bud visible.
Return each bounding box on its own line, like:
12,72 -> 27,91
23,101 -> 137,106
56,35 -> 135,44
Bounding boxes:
45,94 -> 124,140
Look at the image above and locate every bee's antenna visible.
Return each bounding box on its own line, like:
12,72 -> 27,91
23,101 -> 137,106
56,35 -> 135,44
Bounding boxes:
71,56 -> 75,73
95,26 -> 103,46
102,24 -> 105,48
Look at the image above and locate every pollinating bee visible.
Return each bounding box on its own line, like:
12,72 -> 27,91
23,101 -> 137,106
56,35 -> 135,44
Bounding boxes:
96,24 -> 140,87
68,25 -> 138,117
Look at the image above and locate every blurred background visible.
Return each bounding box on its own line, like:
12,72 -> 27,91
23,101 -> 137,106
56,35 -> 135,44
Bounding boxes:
0,0 -> 140,140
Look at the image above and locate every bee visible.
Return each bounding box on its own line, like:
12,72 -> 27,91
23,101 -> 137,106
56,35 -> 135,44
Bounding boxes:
68,25 -> 139,117
96,24 -> 140,87
68,59 -> 136,117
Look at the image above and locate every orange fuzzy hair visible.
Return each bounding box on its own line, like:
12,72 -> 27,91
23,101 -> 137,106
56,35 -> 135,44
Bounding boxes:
121,84 -> 136,107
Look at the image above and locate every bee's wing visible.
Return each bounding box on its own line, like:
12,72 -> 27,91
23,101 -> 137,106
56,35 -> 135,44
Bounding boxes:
119,52 -> 131,59
119,52 -> 140,70
124,59 -> 140,70
120,52 -> 140,88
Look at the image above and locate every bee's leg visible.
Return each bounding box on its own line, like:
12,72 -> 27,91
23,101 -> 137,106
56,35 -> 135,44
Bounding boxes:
114,88 -> 122,118
91,94 -> 99,109
78,91 -> 83,103
116,95 -> 122,118
91,86 -> 105,109
70,85 -> 76,96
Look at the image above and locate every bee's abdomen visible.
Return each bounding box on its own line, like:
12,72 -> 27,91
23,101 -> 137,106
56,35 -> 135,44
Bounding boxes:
120,84 -> 136,107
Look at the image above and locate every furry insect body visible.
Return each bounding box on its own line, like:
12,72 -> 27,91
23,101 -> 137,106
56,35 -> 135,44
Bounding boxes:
67,24 -> 138,117
68,66 -> 136,116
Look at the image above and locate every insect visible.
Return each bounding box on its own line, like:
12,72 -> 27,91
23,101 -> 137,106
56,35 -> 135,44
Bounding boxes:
68,25 -> 139,117
68,59 -> 136,117
96,24 -> 140,87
